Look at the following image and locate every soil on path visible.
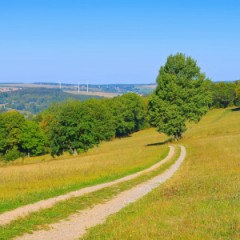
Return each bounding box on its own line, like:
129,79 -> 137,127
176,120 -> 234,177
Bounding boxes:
15,145 -> 186,240
0,146 -> 175,226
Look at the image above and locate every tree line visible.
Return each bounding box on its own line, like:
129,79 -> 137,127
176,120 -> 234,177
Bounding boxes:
0,53 -> 239,161
0,93 -> 147,161
211,80 -> 240,108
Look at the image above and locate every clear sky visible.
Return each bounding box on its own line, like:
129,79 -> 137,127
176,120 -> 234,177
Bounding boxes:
0,0 -> 239,84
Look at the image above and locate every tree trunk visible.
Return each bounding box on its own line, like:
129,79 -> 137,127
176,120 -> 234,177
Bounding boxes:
73,148 -> 78,155
174,132 -> 182,141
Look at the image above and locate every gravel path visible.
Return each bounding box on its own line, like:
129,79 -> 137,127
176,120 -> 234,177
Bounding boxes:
0,146 -> 174,226
15,145 -> 186,240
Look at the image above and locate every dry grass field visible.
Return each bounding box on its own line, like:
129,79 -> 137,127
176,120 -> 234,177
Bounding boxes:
65,90 -> 120,98
0,128 -> 169,213
82,107 -> 240,240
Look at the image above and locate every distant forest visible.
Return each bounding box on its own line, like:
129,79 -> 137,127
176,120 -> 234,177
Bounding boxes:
0,88 -> 102,114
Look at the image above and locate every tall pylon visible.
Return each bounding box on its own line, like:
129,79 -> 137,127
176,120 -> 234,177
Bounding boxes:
86,81 -> 89,93
78,82 -> 80,94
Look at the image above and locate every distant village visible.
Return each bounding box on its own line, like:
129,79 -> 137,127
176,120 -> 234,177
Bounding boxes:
0,87 -> 20,93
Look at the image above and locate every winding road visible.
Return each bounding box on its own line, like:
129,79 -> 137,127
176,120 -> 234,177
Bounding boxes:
0,146 -> 175,226
13,145 -> 186,240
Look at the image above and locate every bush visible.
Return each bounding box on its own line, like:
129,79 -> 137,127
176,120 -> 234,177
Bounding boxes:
4,147 -> 21,161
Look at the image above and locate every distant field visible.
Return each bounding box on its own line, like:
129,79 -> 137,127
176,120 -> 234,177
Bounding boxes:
0,83 -> 120,98
0,84 -> 119,98
0,83 -> 156,97
0,128 -> 169,213
83,108 -> 240,240
0,83 -> 58,89
65,90 -> 120,98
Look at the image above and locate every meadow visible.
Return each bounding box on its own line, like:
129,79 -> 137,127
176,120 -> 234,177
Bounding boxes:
0,128 -> 169,213
82,107 -> 240,240
0,146 -> 180,240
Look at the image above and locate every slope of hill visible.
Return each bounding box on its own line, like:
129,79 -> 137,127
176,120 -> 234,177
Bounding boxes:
0,108 -> 239,240
0,128 -> 169,213
82,107 -> 240,240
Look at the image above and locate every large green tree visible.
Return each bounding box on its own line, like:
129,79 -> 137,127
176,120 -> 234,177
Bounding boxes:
148,53 -> 211,140
45,99 -> 115,156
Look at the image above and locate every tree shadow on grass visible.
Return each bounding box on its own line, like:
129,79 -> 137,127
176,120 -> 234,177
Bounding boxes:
231,107 -> 240,112
146,138 -> 173,147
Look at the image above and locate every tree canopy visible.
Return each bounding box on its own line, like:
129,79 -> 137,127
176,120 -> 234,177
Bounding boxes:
212,82 -> 236,108
35,93 -> 147,157
109,93 -> 146,137
0,111 -> 46,161
19,121 -> 46,157
234,80 -> 240,105
148,53 -> 212,140
45,99 -> 116,156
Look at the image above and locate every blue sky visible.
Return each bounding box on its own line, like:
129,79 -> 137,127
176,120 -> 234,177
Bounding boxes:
0,0 -> 239,84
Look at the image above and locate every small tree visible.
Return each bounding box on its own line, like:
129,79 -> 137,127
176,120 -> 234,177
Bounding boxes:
213,82 -> 236,108
148,53 -> 211,140
0,111 -> 25,159
19,121 -> 46,157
